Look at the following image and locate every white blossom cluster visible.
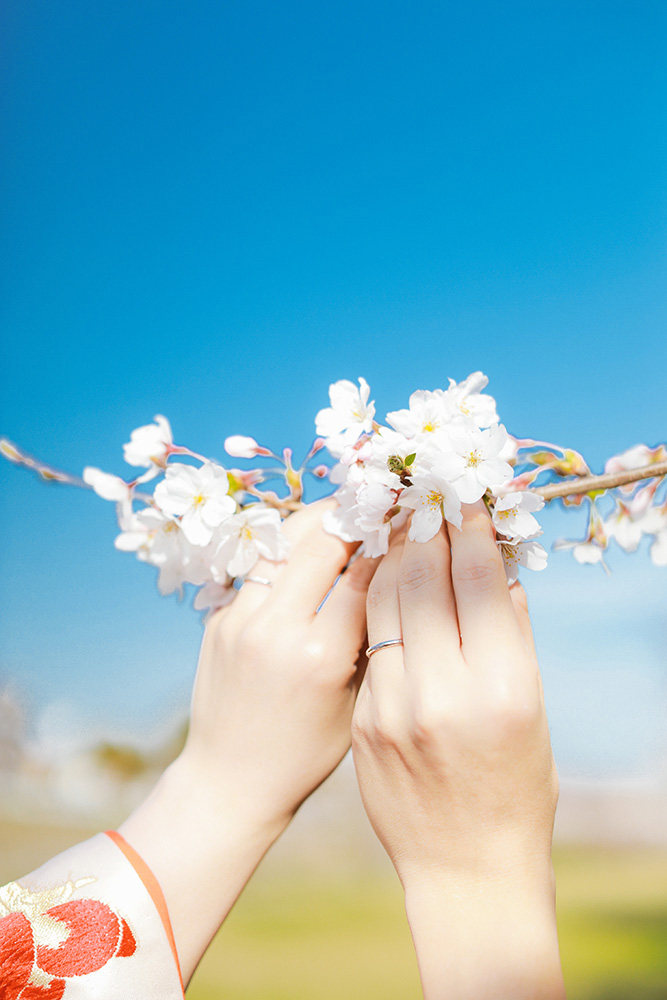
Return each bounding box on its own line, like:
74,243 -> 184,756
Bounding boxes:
554,444 -> 667,571
82,419 -> 289,613
4,371 -> 664,613
315,372 -> 548,584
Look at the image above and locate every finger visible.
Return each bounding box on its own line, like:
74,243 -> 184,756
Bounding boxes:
315,554 -> 381,692
509,581 -> 537,658
397,522 -> 463,677
267,517 -> 358,621
449,499 -> 523,668
230,500 -> 336,620
364,534 -> 405,686
316,551 -> 380,645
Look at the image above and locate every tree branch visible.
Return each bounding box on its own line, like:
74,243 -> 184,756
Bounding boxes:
531,460 -> 667,501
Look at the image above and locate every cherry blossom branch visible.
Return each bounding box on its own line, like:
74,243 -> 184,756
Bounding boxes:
531,460 -> 667,501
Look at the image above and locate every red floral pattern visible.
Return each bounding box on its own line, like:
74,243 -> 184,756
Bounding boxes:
0,896 -> 136,999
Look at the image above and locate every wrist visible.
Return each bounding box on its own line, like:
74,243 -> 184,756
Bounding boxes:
165,750 -> 291,849
403,865 -> 565,1000
118,753 -> 291,984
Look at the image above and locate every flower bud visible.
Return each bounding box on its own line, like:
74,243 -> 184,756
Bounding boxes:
224,435 -> 262,458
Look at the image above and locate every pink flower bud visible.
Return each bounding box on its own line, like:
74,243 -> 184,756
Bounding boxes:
225,435 -> 261,458
313,465 -> 329,478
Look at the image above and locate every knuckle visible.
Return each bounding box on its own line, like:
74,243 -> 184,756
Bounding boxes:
236,616 -> 275,661
397,559 -> 443,594
302,532 -> 339,563
366,576 -> 392,612
300,635 -> 326,667
452,557 -> 498,591
351,709 -> 371,748
342,557 -> 376,595
410,693 -> 449,748
354,701 -> 404,748
480,681 -> 542,736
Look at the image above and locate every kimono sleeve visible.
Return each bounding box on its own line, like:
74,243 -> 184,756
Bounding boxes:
0,830 -> 184,999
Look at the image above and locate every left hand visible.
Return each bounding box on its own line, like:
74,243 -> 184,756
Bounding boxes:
181,498 -> 379,831
120,500 -> 378,982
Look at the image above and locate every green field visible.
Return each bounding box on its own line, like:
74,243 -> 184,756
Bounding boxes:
187,848 -> 667,1000
2,821 -> 666,998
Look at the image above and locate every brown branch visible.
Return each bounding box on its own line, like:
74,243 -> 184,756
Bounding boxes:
531,460 -> 667,501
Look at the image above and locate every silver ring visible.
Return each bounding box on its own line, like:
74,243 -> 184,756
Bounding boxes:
245,575 -> 273,587
366,638 -> 404,658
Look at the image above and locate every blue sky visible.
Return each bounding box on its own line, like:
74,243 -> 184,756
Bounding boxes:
1,1 -> 666,778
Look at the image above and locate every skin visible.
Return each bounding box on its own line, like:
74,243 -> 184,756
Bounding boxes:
120,500 -> 379,984
351,501 -> 566,999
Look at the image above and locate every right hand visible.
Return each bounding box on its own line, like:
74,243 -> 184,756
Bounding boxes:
351,502 -> 565,998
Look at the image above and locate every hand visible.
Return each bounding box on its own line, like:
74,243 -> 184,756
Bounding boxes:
120,500 -> 378,982
181,498 -> 378,830
351,502 -> 565,998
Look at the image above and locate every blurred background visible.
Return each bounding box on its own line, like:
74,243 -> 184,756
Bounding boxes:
1,2 -> 666,996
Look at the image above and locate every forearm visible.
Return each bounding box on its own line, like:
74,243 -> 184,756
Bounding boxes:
403,867 -> 566,1000
118,752 -> 288,985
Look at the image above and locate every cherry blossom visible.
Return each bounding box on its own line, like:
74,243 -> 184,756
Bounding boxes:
224,435 -> 271,459
650,530 -> 667,566
399,471 -> 463,541
83,467 -> 131,502
638,502 -> 667,566
498,538 -> 548,585
122,415 -> 173,469
211,505 -> 288,578
353,480 -> 406,556
492,491 -> 544,542
115,508 -> 198,595
315,378 -> 375,457
447,422 -> 513,504
554,508 -> 609,572
5,370 -> 666,612
386,389 -> 450,441
153,462 -> 236,546
443,371 -> 498,427
193,581 -> 236,614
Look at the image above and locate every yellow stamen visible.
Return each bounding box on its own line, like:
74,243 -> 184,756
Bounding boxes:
425,490 -> 443,510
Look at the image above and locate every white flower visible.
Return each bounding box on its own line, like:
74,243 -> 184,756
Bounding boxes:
194,581 -> 236,614
353,481 -> 405,557
448,422 -> 513,503
153,462 -> 236,545
115,507 -> 193,595
123,415 -> 172,468
604,443 -> 655,476
605,486 -> 659,553
399,471 -> 463,541
224,435 -> 265,458
553,511 -> 610,573
83,467 -> 131,502
492,491 -> 544,541
368,427 -> 417,474
444,371 -> 498,427
650,530 -> 667,566
498,538 -> 548,585
640,502 -> 667,566
315,378 -> 375,457
211,505 -> 288,578
386,389 -> 449,440
571,542 -> 607,566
